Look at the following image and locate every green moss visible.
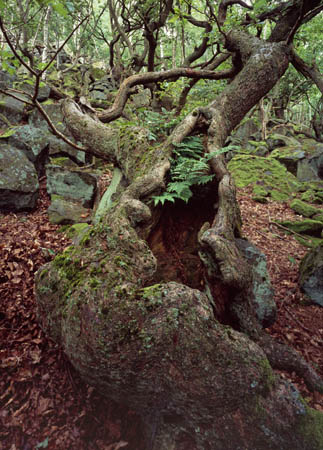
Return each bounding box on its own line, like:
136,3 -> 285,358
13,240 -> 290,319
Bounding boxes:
252,185 -> 268,197
290,199 -> 320,217
228,155 -> 301,202
301,190 -> 323,204
271,190 -> 289,202
295,236 -> 323,248
297,407 -> 323,450
37,285 -> 52,294
259,358 -> 276,393
49,157 -> 71,166
277,219 -> 322,235
66,223 -> 90,238
39,268 -> 49,279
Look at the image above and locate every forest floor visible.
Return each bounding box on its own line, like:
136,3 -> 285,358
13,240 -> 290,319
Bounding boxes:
0,180 -> 322,450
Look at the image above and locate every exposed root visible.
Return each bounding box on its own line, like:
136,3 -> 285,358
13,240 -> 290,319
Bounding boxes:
259,334 -> 323,394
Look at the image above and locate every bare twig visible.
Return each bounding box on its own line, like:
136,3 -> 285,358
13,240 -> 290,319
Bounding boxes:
0,88 -> 34,107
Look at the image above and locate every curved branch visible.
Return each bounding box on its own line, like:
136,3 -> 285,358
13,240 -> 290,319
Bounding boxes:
291,48 -> 323,95
176,52 -> 233,115
108,0 -> 134,57
269,0 -> 322,43
98,67 -> 235,123
218,0 -> 253,26
182,17 -> 212,67
286,0 -> 306,45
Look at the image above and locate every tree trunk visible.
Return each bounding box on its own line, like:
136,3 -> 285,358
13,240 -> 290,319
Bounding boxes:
35,29 -> 323,450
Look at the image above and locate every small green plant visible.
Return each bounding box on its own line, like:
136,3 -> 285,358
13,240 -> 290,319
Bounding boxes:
137,108 -> 181,141
152,136 -> 232,205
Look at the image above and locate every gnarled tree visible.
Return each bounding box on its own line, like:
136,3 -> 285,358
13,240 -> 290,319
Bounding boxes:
32,1 -> 323,449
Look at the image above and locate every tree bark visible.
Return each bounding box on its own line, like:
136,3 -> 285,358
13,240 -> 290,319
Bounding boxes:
35,23 -> 323,450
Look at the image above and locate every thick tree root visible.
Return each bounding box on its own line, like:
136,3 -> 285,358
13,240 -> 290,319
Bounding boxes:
259,333 -> 323,394
229,300 -> 323,393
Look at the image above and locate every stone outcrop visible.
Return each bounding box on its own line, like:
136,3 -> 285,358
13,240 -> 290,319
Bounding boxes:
0,144 -> 39,211
236,238 -> 276,327
299,243 -> 323,307
46,163 -> 98,208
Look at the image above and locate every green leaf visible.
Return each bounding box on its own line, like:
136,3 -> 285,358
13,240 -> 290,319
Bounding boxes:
153,193 -> 176,206
288,256 -> 297,265
253,0 -> 267,12
36,437 -> 49,449
0,127 -> 17,138
51,1 -> 68,17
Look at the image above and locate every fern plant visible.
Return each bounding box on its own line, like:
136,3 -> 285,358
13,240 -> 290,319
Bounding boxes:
152,136 -> 229,205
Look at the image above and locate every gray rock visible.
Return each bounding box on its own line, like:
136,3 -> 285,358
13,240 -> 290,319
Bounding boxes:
46,164 -> 98,208
132,89 -> 151,108
20,82 -> 51,102
0,144 -> 39,211
48,195 -> 92,224
299,243 -> 323,306
89,75 -> 118,99
271,147 -> 305,175
8,124 -> 50,175
0,69 -> 16,89
28,103 -> 88,164
297,146 -> 323,181
0,92 -> 29,125
266,133 -> 301,151
28,102 -> 67,132
233,119 -> 259,145
48,135 -> 87,164
236,238 -> 276,327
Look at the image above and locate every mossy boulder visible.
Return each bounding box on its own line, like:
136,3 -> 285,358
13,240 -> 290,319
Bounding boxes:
296,145 -> 323,182
233,118 -> 260,144
301,189 -> 323,204
299,243 -> 323,306
271,146 -> 305,175
7,124 -> 50,175
290,199 -> 320,218
228,154 -> 301,202
277,219 -> 323,236
245,140 -> 269,156
295,235 -> 323,249
266,133 -> 301,151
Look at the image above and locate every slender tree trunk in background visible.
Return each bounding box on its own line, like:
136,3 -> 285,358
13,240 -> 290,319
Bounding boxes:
181,21 -> 185,64
171,27 -> 177,68
259,97 -> 267,139
41,6 -> 52,79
